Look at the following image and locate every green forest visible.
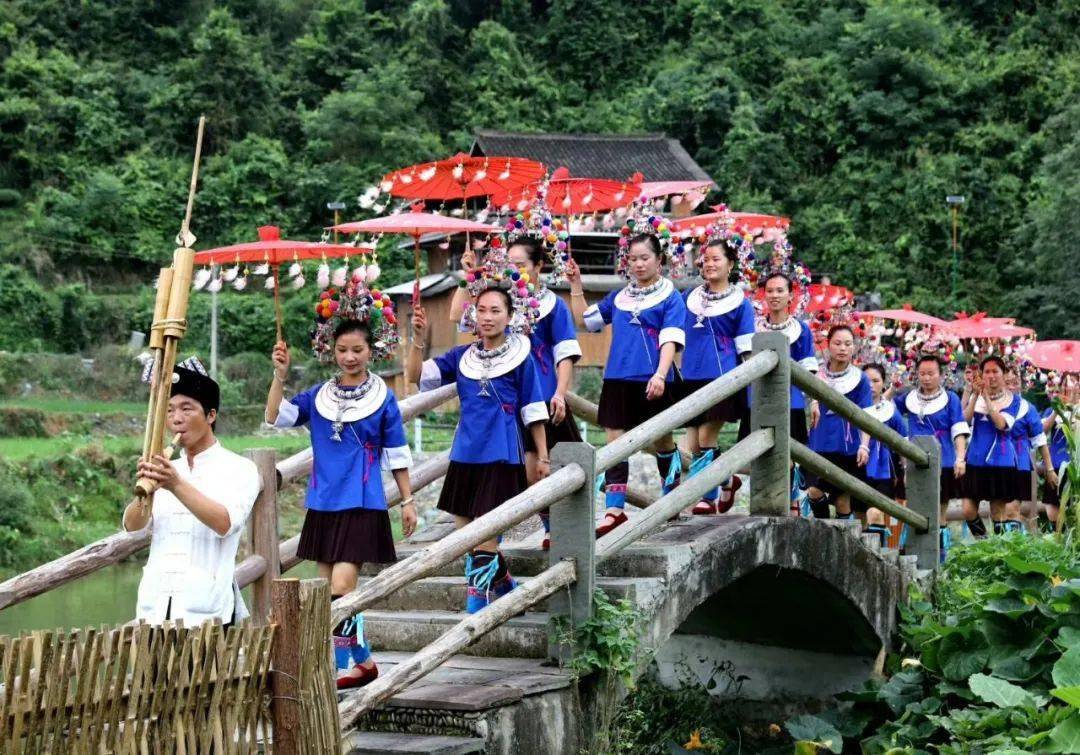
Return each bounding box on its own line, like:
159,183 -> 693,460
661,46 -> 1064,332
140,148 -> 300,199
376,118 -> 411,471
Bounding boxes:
1,0 -> 1078,355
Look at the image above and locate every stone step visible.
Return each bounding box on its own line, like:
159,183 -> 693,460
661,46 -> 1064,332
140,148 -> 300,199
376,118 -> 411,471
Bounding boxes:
360,544 -> 673,580
362,575 -> 656,613
341,731 -> 485,755
363,610 -> 551,659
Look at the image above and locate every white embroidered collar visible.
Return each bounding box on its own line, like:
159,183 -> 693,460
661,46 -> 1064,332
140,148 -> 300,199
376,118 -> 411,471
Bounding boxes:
866,399 -> 895,423
1015,398 -> 1030,420
614,277 -> 674,312
974,391 -> 1014,415
686,284 -> 743,319
535,287 -> 557,321
315,374 -> 387,423
823,364 -> 861,395
905,389 -> 948,417
758,315 -> 803,344
459,333 -> 531,380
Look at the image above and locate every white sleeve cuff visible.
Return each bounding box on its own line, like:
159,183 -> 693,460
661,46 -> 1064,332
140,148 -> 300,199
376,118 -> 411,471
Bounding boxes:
382,445 -> 413,470
735,333 -> 754,354
419,359 -> 442,392
521,401 -> 549,426
553,339 -> 583,364
583,305 -> 605,332
1031,432 -> 1048,449
273,399 -> 300,428
659,326 -> 685,349
799,356 -> 820,372
1001,412 -> 1016,430
951,421 -> 970,439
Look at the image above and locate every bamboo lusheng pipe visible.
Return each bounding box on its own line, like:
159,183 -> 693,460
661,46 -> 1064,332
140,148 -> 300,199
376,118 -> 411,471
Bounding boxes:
133,433 -> 183,499
141,267 -> 174,463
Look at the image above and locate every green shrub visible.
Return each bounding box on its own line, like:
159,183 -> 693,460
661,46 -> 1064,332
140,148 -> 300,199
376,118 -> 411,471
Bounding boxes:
575,367 -> 602,403
0,407 -> 48,437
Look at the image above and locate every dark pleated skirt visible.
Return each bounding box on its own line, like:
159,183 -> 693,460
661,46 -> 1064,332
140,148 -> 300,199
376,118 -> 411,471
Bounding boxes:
523,410 -> 583,453
438,461 -> 528,519
868,476 -> 896,500
806,452 -> 868,508
940,467 -> 960,502
738,408 -> 809,444
597,379 -> 675,430
677,379 -> 747,427
1044,478 -> 1063,507
1011,469 -> 1038,502
963,465 -> 1017,502
297,507 -> 396,565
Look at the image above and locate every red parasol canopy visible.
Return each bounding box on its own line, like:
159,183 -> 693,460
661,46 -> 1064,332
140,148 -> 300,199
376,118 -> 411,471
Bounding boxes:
330,211 -> 502,305
805,284 -> 854,314
671,209 -> 790,234
1022,340 -> 1080,373
637,180 -> 713,200
195,226 -> 370,341
378,153 -> 545,201
943,312 -> 1033,340
857,304 -> 948,327
491,167 -> 637,215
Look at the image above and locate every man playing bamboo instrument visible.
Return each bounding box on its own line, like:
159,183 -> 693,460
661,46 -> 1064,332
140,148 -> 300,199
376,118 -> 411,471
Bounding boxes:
123,358 -> 260,628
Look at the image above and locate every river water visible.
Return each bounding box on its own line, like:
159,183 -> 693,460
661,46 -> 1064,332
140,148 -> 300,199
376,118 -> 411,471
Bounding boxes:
0,560 -> 319,636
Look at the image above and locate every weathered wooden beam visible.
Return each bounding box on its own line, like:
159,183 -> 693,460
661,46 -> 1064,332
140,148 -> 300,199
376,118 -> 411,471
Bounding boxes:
276,382 -> 458,485
790,440 -> 930,531
0,529 -> 151,611
337,559 -> 576,726
903,435 -> 941,569
330,464 -> 587,627
245,448 -> 280,624
564,391 -> 598,425
595,350 -> 778,474
596,429 -> 774,562
234,554 -> 268,589
548,443 -> 597,654
749,332 -> 791,516
270,579 -> 302,755
790,363 -> 930,467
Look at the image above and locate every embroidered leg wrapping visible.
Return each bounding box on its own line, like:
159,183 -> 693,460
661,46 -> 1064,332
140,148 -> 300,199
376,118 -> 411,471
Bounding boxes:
465,551 -> 516,614
604,461 -> 629,509
331,595 -> 368,669
966,516 -> 988,539
689,448 -> 719,503
656,449 -> 681,495
866,524 -> 889,548
808,492 -> 831,519
539,510 -> 551,533
939,526 -> 951,563
992,519 -> 1006,535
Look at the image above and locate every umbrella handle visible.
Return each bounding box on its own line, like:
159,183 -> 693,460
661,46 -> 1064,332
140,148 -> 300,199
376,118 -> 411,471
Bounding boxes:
273,265 -> 283,343
412,237 -> 422,307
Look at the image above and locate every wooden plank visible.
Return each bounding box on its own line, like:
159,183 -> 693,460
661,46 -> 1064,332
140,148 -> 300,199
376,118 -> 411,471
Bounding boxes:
791,362 -> 930,467
330,464 -> 587,627
904,435 -> 942,569
246,449 -> 280,625
338,560 -> 576,728
597,430 -> 774,563
749,332 -> 791,516
595,350 -> 777,473
372,651 -> 571,677
270,579 -> 302,755
790,441 -> 930,531
384,683 -> 522,711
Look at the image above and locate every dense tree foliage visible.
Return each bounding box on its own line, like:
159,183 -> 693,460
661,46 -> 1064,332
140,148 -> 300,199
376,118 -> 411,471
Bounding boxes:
0,0 -> 1077,345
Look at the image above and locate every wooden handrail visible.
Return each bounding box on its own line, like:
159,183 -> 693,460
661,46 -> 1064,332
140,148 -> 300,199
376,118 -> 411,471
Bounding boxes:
595,349 -> 778,473
597,429 -> 775,561
790,363 -> 930,467
338,559 -> 577,725
790,440 -> 930,531
564,391 -> 598,424
329,463 -> 588,626
275,382 -> 458,485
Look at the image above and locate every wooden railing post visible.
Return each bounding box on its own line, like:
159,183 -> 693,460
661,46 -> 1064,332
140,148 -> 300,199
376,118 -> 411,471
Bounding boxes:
904,435 -> 941,569
271,578 -> 341,754
548,442 -> 596,661
749,332 -> 791,516
246,448 -> 280,625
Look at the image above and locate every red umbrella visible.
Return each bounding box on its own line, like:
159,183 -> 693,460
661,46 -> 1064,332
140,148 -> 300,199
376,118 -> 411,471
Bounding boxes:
805,284 -> 854,314
194,226 -> 367,341
638,180 -> 714,200
379,153 -> 545,201
491,167 -> 637,215
1023,341 -> 1080,373
671,209 -> 790,234
943,312 -> 1033,340
330,211 -> 502,305
858,304 -> 948,327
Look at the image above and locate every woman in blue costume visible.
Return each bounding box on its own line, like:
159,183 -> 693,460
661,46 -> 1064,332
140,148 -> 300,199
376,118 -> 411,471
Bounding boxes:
1041,377 -> 1074,529
861,363 -> 907,546
677,237 -> 755,514
805,324 -> 873,520
893,353 -> 969,554
407,287 -> 548,613
567,225 -> 687,538
961,355 -> 1024,536
453,237 -> 582,550
1002,367 -> 1053,533
267,304 -> 415,689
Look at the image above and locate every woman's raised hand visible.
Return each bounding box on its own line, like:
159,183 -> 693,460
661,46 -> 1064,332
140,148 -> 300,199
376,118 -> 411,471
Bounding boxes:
411,305 -> 428,337
271,340 -> 290,379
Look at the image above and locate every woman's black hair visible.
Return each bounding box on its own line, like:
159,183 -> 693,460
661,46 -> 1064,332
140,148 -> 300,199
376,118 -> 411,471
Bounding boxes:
702,238 -> 739,280
627,233 -> 664,260
333,319 -> 372,344
916,353 -> 943,371
761,271 -> 793,293
477,287 -> 515,313
826,324 -> 854,342
980,355 -> 1007,373
862,363 -> 887,383
508,237 -> 545,268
